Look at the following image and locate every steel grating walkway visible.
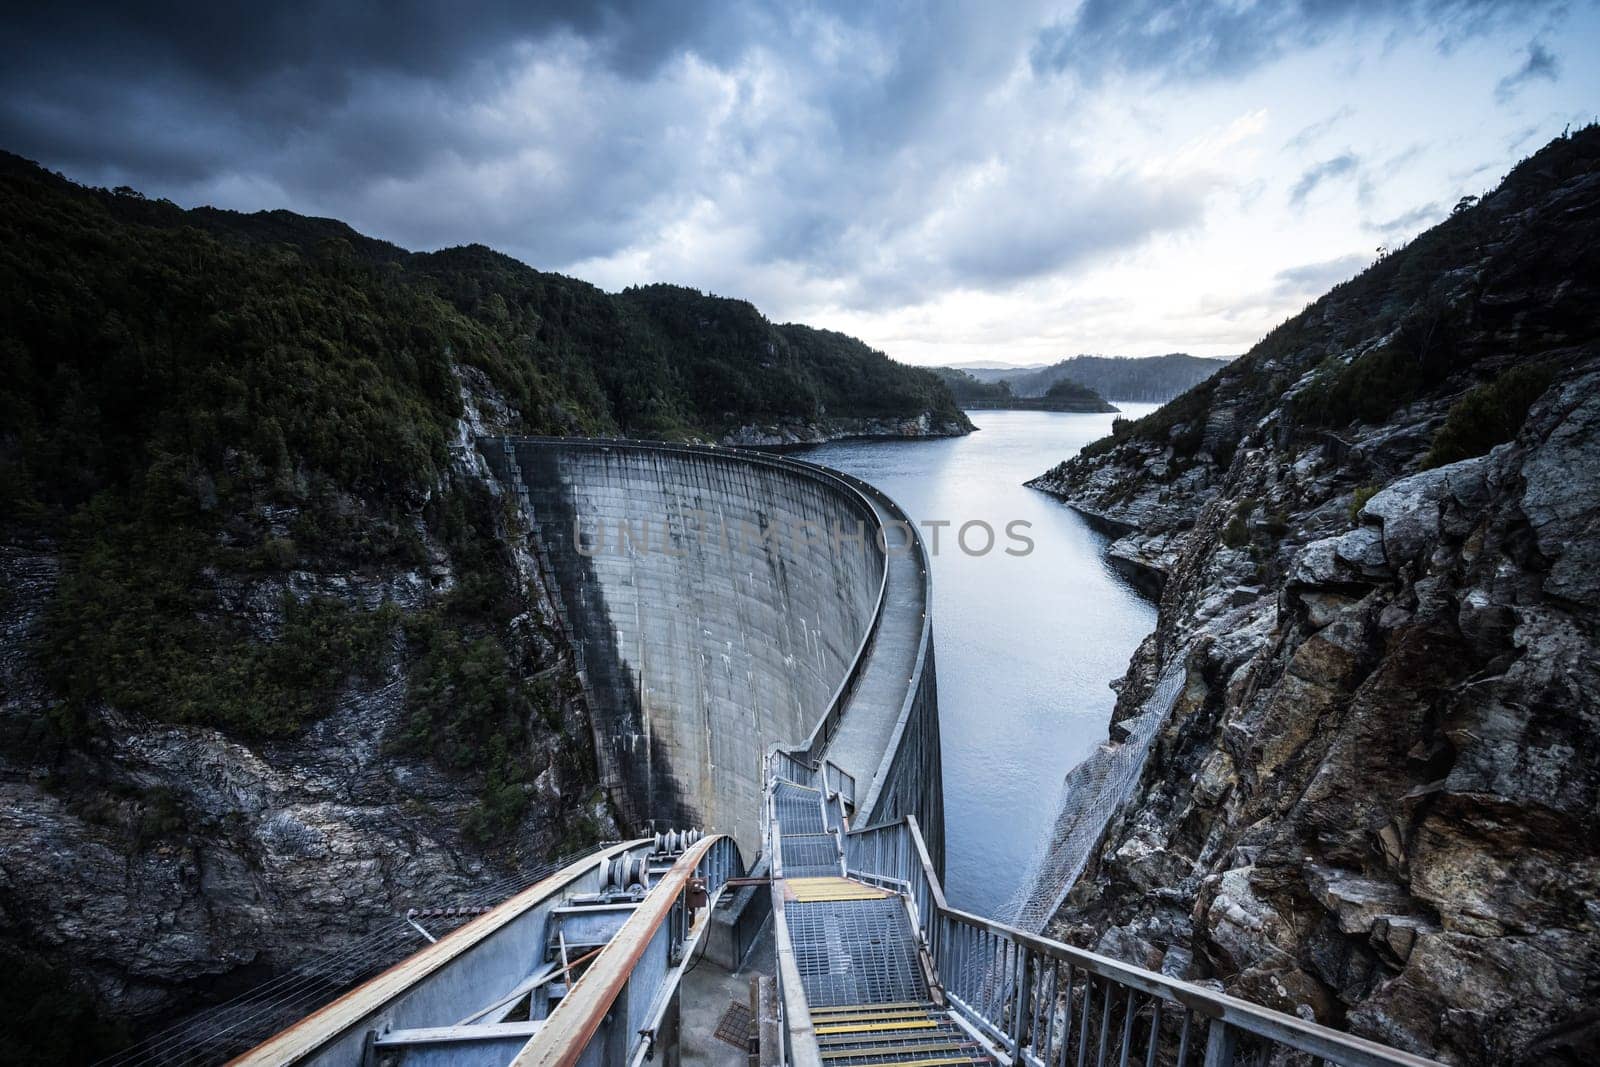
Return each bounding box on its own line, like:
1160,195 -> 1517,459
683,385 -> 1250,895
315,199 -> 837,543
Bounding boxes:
782,833 -> 846,878
776,781 -> 828,835
788,895 -> 926,1008
769,775 -> 997,1066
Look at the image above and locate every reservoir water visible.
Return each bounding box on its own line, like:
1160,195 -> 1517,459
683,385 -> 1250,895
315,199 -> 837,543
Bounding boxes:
797,406 -> 1158,915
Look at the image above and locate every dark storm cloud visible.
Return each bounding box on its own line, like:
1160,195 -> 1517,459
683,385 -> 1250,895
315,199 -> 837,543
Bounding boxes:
0,2 -> 725,183
1030,0 -> 1563,83
1,3 -> 717,88
0,1 -> 776,271
1289,153 -> 1359,206
8,1 -> 1204,306
1494,40 -> 1559,102
0,1 -> 1572,321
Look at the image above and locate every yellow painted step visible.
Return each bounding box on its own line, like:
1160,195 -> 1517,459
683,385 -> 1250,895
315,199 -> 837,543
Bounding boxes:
785,876 -> 889,902
809,1002 -> 932,1015
815,1026 -> 949,1041
815,1019 -> 951,1035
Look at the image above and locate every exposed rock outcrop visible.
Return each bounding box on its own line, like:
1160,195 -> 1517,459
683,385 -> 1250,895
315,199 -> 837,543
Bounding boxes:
0,377 -> 615,1040
1032,129 -> 1600,1064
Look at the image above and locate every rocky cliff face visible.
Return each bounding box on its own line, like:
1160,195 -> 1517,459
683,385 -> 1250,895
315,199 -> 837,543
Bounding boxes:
1029,129 -> 1600,1064
0,377 -> 615,1049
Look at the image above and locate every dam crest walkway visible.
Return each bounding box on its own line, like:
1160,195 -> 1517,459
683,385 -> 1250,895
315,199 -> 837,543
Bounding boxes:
803,475 -> 933,824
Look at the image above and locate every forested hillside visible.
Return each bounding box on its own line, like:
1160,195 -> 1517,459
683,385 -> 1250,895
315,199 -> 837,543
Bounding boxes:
934,366 -> 1117,411
931,366 -> 1015,402
0,151 -> 964,1059
959,352 -> 1229,401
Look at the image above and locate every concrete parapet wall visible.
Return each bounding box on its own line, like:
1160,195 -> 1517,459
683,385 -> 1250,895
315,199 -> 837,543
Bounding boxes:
858,643 -> 945,867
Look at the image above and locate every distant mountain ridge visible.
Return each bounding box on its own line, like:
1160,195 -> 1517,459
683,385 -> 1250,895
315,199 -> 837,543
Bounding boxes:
933,367 -> 1117,412
949,359 -> 1052,371
954,353 -> 1230,402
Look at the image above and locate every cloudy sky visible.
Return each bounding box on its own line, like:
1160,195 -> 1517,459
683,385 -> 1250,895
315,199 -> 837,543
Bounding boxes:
3,3 -> 1596,366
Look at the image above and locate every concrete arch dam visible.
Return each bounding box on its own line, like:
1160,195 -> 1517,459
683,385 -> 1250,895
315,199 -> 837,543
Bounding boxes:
481,437 -> 944,868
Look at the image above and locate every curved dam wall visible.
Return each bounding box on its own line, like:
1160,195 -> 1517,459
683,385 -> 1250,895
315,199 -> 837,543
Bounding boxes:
481,438 -> 941,861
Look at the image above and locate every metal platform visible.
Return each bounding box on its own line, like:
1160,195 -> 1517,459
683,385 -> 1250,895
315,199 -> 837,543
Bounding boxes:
787,896 -> 927,1009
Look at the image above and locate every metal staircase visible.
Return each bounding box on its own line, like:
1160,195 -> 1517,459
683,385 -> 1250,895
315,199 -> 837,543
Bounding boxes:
767,768 -> 999,1067
236,753 -> 1450,1067
811,1003 -> 996,1067
765,755 -> 1445,1067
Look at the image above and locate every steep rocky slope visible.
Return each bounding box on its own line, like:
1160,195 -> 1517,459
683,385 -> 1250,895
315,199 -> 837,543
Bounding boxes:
1029,128 -> 1600,1064
0,385 -> 615,1061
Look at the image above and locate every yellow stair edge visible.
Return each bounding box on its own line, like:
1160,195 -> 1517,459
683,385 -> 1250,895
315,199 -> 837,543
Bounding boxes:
815,1025 -> 947,1039
816,1019 -> 947,1035
809,1001 -> 932,1015
785,876 -> 889,902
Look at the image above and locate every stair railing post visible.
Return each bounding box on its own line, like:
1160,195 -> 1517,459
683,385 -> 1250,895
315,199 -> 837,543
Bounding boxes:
1009,939 -> 1032,1056
1203,1019 -> 1237,1067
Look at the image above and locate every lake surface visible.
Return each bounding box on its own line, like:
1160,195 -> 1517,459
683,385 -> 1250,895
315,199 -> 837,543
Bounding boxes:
797,406 -> 1158,915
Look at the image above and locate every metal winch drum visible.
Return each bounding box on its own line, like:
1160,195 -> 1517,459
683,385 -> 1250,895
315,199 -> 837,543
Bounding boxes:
651,828 -> 702,855
599,855 -> 650,893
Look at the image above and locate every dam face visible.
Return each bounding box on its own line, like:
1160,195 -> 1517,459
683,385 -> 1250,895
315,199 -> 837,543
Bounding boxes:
482,439 -> 942,863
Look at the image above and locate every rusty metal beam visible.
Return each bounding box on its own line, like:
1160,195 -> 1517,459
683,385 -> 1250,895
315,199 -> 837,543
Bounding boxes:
227,840 -> 646,1067
510,834 -> 722,1067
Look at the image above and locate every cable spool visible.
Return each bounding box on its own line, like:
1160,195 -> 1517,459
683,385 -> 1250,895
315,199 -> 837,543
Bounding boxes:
602,855 -> 648,892
650,827 -> 703,856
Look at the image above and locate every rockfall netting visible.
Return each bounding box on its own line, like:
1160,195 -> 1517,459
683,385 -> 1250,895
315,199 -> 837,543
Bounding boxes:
1005,658 -> 1187,932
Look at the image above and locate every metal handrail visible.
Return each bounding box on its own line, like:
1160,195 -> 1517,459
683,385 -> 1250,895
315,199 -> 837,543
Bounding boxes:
626,836 -> 743,1067
764,772 -> 825,1067
842,817 -> 1443,1067
230,841 -> 651,1066
824,761 -> 856,807
512,834 -> 743,1067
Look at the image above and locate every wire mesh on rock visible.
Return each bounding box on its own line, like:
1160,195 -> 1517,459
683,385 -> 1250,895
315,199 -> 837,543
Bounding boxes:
1005,660 -> 1187,933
